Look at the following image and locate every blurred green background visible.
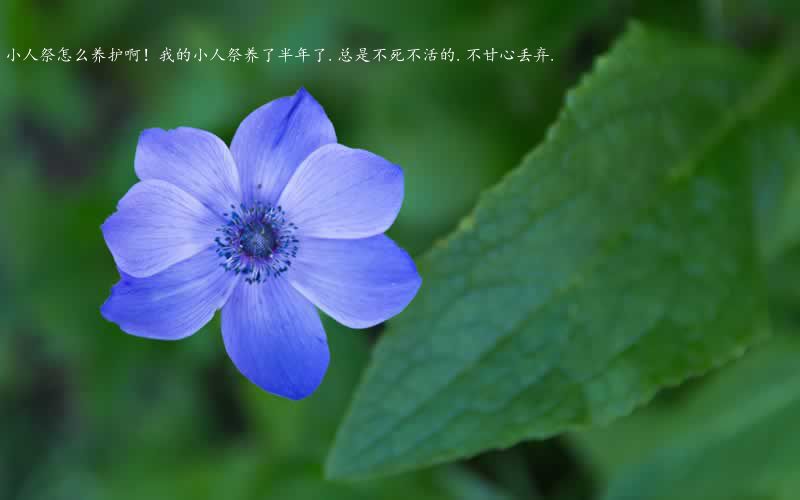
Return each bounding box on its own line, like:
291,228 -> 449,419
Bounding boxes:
2,1 -> 800,499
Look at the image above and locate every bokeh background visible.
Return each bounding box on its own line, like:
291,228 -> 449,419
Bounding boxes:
2,1 -> 798,499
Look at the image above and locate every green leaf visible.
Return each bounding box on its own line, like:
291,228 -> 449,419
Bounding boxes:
600,331 -> 800,500
754,121 -> 800,259
326,24 -> 782,479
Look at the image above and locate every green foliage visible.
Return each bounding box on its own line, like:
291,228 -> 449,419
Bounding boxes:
585,331 -> 800,500
326,24 -> 794,478
6,0 -> 800,498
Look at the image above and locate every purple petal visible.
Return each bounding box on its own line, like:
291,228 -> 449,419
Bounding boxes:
135,127 -> 241,217
278,144 -> 404,239
101,248 -> 238,340
221,278 -> 329,400
288,235 -> 421,329
230,88 -> 336,206
101,180 -> 221,278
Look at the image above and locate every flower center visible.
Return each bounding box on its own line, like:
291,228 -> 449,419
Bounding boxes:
241,222 -> 276,259
215,203 -> 298,284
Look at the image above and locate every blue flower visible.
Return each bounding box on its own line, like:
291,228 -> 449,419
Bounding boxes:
101,88 -> 421,400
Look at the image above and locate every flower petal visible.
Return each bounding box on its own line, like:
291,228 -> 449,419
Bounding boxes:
288,235 -> 421,329
278,144 -> 404,239
101,248 -> 238,340
134,127 -> 241,217
101,179 -> 220,278
221,278 -> 329,400
230,88 -> 336,205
